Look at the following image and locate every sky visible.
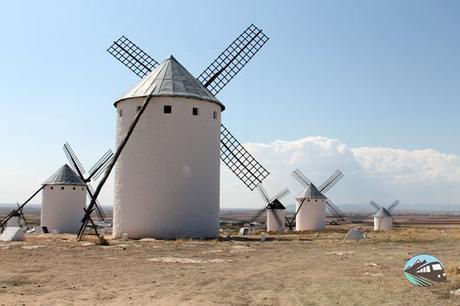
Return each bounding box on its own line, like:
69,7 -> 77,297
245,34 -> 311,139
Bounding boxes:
0,1 -> 459,208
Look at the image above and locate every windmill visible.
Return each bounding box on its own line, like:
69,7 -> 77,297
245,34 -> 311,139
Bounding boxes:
63,142 -> 113,222
107,25 -> 270,191
249,184 -> 290,232
41,164 -> 88,234
0,188 -> 42,233
369,200 -> 400,231
77,24 -> 271,240
289,169 -> 345,230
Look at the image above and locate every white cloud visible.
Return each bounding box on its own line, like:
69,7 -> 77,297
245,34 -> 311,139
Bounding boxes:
353,147 -> 460,183
1,136 -> 459,209
220,136 -> 460,208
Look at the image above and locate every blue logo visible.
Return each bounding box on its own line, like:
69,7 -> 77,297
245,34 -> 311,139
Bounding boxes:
404,254 -> 446,287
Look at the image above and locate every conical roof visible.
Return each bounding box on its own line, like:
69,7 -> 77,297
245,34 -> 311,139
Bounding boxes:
115,56 -> 225,110
268,199 -> 286,210
374,207 -> 392,218
43,164 -> 86,186
297,184 -> 326,200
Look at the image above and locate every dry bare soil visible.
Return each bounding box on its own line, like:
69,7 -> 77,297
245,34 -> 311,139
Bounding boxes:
1,222 -> 460,305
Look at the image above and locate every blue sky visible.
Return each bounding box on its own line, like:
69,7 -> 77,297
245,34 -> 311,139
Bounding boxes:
0,1 -> 459,206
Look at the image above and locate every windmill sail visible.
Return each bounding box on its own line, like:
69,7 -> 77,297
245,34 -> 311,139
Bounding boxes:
198,24 -> 269,95
220,124 -> 270,190
107,36 -> 159,78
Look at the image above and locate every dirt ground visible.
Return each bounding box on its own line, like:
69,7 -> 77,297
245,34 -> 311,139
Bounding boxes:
1,224 -> 460,306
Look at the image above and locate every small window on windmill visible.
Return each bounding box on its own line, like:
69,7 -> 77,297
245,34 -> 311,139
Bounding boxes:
50,186 -> 53,190
82,187 -> 84,191
73,187 -> 76,190
61,186 -> 64,190
118,109 -> 123,117
213,111 -> 218,119
193,107 -> 199,116
164,105 -> 172,114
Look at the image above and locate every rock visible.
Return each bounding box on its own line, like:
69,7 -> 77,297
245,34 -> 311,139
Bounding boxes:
0,227 -> 25,241
450,289 -> 460,295
21,245 -> 46,250
344,228 -> 364,240
139,238 -> 157,242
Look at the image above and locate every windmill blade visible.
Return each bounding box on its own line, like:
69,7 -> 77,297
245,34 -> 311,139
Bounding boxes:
325,198 -> 346,220
319,170 -> 344,194
220,124 -> 270,191
88,149 -> 114,181
249,204 -> 269,224
63,142 -> 86,177
387,200 -> 400,212
291,169 -> 311,188
107,35 -> 160,78
198,24 -> 269,96
270,188 -> 290,203
257,184 -> 271,204
87,184 -> 106,221
90,155 -> 113,181
369,200 -> 382,211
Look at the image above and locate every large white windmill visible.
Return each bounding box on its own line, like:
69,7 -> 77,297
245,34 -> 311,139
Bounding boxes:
290,169 -> 345,231
79,25 -> 271,239
369,200 -> 400,231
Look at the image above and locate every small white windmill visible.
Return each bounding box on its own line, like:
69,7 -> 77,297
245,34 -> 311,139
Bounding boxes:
290,169 -> 345,231
369,200 -> 400,231
249,184 -> 290,232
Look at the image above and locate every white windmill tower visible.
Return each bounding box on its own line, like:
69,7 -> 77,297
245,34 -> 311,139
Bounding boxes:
290,169 -> 345,231
96,25 -> 270,239
0,143 -> 112,237
370,200 -> 400,231
250,184 -> 290,232
41,164 -> 87,233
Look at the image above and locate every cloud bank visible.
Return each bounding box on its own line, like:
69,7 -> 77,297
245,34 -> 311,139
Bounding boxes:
1,136 -> 459,209
220,136 -> 460,208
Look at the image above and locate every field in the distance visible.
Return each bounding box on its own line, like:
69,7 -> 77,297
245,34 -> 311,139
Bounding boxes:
1,209 -> 460,305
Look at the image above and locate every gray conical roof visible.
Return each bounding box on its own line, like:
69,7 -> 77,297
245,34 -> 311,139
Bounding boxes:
297,184 -> 326,199
115,55 -> 225,110
374,207 -> 392,218
43,164 -> 86,186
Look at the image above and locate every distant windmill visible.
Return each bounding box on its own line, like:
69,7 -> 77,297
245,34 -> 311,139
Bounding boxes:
78,24 -> 271,240
249,184 -> 290,232
0,204 -> 27,233
369,200 -> 400,231
289,169 -> 345,230
63,142 -> 113,221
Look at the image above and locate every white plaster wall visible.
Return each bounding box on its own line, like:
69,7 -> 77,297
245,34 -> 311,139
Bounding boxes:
267,209 -> 286,232
113,96 -> 222,239
41,184 -> 86,233
374,216 -> 393,231
295,198 -> 326,231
